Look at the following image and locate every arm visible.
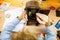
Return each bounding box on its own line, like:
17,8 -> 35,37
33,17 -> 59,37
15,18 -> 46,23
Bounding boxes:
45,10 -> 56,40
1,17 -> 20,40
1,11 -> 26,40
46,25 -> 56,40
36,13 -> 56,40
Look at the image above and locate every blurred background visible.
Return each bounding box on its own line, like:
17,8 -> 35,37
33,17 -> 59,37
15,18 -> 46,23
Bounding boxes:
0,0 -> 60,40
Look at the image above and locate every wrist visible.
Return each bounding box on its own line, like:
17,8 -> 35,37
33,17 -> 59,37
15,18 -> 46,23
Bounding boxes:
45,22 -> 53,26
17,16 -> 21,20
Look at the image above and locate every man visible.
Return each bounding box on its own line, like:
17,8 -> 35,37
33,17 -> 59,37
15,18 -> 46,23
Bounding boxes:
1,8 -> 56,40
1,0 -> 56,40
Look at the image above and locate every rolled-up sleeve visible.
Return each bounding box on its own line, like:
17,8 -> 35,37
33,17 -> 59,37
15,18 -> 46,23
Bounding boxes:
46,25 -> 56,40
1,17 -> 20,40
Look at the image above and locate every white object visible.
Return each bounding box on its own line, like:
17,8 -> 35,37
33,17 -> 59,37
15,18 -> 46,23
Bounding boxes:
3,7 -> 25,32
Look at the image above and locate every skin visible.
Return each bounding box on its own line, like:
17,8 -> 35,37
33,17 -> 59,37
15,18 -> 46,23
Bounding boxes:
0,0 -> 5,31
0,11 -> 5,31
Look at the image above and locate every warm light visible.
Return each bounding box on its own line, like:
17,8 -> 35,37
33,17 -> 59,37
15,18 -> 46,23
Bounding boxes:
0,0 -> 4,5
38,0 -> 42,4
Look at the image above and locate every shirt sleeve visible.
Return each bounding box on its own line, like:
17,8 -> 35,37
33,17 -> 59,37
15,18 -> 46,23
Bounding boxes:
1,17 -> 20,40
45,25 -> 56,40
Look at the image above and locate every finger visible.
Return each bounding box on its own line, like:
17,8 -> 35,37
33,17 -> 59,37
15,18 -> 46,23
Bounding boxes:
24,14 -> 27,19
36,13 -> 41,18
36,15 -> 40,19
24,14 -> 28,22
36,15 -> 43,21
36,13 -> 48,22
21,11 -> 27,19
37,17 -> 46,24
36,13 -> 44,21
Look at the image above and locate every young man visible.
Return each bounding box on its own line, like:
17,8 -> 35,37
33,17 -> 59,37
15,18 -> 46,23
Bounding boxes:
1,8 -> 56,40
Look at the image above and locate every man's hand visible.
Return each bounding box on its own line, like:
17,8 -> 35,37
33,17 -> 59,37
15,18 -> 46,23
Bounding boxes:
45,20 -> 52,26
18,11 -> 27,20
36,13 -> 51,26
36,13 -> 48,24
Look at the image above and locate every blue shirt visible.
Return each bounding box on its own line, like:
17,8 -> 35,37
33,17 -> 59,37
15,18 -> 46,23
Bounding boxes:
1,17 -> 56,40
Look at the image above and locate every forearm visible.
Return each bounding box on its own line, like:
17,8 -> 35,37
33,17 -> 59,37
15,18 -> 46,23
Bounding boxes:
1,17 -> 20,40
46,25 -> 56,40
